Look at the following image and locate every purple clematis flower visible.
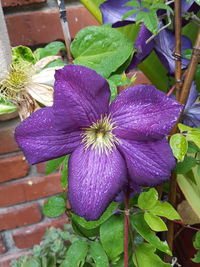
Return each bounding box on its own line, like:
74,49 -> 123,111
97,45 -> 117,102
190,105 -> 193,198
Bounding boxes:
180,82 -> 200,128
15,65 -> 182,221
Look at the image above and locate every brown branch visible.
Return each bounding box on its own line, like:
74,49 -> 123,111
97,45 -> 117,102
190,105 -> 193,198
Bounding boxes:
167,27 -> 200,257
166,0 -> 182,255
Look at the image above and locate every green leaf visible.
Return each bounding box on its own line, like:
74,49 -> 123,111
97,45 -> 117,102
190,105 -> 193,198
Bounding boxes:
187,141 -> 199,153
150,3 -> 173,13
34,41 -> 66,60
174,156 -> 196,174
61,240 -> 88,267
138,188 -> 158,210
71,26 -> 134,78
144,212 -> 168,232
89,242 -> 109,267
71,202 -> 118,229
0,100 -> 17,114
44,59 -> 65,69
122,9 -> 139,20
184,49 -> 192,60
72,221 -> 99,238
194,0 -> 200,5
107,79 -> 118,102
12,46 -> 36,64
193,231 -> 200,249
124,0 -> 140,8
80,0 -> 105,23
132,243 -> 171,267
178,123 -> 195,132
177,173 -> 200,219
170,133 -> 188,161
187,131 -> 200,149
192,232 -> 200,263
149,202 -> 181,220
130,213 -> 172,255
192,250 -> 200,263
42,195 -> 66,217
61,156 -> 69,189
136,10 -> 158,35
100,215 -> 124,261
22,258 -> 41,267
46,156 -> 66,175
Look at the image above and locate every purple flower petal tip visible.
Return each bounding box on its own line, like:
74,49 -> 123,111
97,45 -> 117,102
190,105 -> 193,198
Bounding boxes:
68,145 -> 127,221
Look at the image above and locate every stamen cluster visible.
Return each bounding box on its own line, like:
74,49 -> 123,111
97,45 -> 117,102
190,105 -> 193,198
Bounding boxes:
82,115 -> 120,154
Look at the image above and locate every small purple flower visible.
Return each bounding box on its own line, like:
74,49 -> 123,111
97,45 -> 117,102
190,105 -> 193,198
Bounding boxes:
100,0 -> 193,74
15,65 -> 182,220
182,82 -> 200,128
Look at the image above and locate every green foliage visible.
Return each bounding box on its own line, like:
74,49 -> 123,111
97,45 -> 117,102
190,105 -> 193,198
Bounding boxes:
130,212 -> 172,255
44,59 -> 65,69
34,41 -> 66,60
0,99 -> 17,114
138,188 -> 158,210
100,215 -> 124,261
89,241 -> 109,267
132,243 -> 171,267
42,194 -> 66,217
71,202 -> 118,230
107,73 -> 133,102
144,212 -> 167,232
192,231 -> 200,263
61,156 -> 69,189
71,26 -> 134,78
170,133 -> 188,161
46,155 -> 69,189
122,0 -> 173,34
60,240 -> 88,267
178,123 -> 200,149
137,188 -> 180,231
174,156 -> 197,174
149,202 -> 181,220
12,46 -> 36,64
11,225 -> 81,267
177,169 -> 200,220
80,0 -> 105,23
46,156 -> 66,175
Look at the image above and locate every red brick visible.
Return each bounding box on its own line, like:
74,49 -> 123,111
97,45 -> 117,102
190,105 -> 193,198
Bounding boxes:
0,118 -> 20,154
0,154 -> 29,183
0,173 -> 63,207
13,216 -> 68,248
2,0 -> 46,8
36,162 -> 46,174
0,235 -> 7,254
0,203 -> 42,230
5,6 -> 99,46
0,250 -> 30,267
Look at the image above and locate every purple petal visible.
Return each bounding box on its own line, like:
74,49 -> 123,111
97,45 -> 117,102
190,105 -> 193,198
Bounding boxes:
100,0 -> 141,25
15,107 -> 82,164
54,65 -> 110,131
154,27 -> 192,74
126,24 -> 154,71
68,145 -> 127,220
110,85 -> 182,141
183,103 -> 200,128
117,138 -> 175,186
185,82 -> 198,110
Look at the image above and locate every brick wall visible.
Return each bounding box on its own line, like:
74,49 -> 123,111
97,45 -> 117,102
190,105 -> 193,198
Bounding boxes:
0,0 -> 98,265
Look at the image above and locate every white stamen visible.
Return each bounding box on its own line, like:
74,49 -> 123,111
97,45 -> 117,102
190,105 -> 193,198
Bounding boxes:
81,115 -> 120,154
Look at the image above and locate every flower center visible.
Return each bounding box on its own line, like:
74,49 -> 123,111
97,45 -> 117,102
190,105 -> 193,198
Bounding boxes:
82,115 -> 120,154
0,62 -> 33,103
